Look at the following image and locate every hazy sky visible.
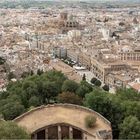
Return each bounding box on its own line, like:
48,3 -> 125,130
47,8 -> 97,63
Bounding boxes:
3,0 -> 140,3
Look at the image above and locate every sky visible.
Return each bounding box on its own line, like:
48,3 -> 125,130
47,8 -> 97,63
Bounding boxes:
2,0 -> 140,3
12,0 -> 139,1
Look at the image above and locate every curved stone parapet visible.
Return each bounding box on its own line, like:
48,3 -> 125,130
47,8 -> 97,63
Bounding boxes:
14,104 -> 112,140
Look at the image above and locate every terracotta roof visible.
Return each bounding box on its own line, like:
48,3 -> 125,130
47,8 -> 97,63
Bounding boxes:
131,83 -> 140,91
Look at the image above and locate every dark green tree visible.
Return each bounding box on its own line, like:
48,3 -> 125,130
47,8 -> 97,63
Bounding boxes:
82,74 -> 86,81
76,81 -> 93,98
62,80 -> 79,93
119,116 -> 140,139
22,80 -> 38,100
21,71 -> 30,78
44,70 -> 67,83
90,77 -> 97,84
42,81 -> 59,103
122,101 -> 140,120
0,57 -> 5,65
0,121 -> 30,139
30,70 -> 34,76
1,101 -> 25,120
57,92 -> 83,105
116,88 -> 140,101
0,70 -> 67,120
7,72 -> 16,81
85,90 -> 110,114
29,96 -> 41,107
37,69 -> 43,75
94,80 -> 101,87
85,90 -> 124,139
102,85 -> 109,91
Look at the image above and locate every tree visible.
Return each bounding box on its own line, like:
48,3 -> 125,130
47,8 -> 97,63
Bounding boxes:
62,80 -> 79,93
29,96 -> 41,107
76,81 -> 93,98
0,70 -> 66,120
37,69 -> 43,75
85,90 -> 110,114
7,72 -> 16,81
0,57 -> 5,65
2,101 -> 25,120
85,90 -> 124,139
22,80 -> 38,100
119,116 -> 140,139
82,74 -> 86,81
42,81 -> 59,103
102,85 -> 109,91
116,88 -> 140,101
30,70 -> 34,76
90,77 -> 97,84
94,80 -> 101,87
21,72 -> 30,78
122,101 -> 140,120
119,22 -> 125,26
57,92 -> 83,105
0,121 -> 30,139
43,70 -> 67,90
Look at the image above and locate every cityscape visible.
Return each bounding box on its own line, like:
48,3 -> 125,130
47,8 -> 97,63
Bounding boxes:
0,0 -> 140,139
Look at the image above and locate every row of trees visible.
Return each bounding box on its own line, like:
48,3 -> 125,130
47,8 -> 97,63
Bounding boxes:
0,70 -> 93,120
0,70 -> 65,120
8,69 -> 44,81
90,77 -> 109,91
0,70 -> 140,139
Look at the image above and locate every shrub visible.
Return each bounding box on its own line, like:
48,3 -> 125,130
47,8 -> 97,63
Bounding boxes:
94,80 -> 101,87
85,115 -> 96,128
90,77 -> 97,84
102,85 -> 109,91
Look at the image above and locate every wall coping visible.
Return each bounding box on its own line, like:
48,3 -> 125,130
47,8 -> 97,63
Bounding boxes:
14,103 -> 111,127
